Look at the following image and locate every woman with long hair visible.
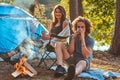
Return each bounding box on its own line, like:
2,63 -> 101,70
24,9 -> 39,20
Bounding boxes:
41,4 -> 69,40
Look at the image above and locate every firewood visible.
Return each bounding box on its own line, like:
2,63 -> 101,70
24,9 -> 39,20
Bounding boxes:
24,62 -> 37,75
26,70 -> 34,77
11,57 -> 37,78
11,70 -> 22,77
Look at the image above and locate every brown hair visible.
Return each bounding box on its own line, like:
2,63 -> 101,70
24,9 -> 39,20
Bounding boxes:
51,4 -> 66,27
72,16 -> 92,36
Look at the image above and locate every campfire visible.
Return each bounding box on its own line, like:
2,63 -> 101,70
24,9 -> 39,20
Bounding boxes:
11,37 -> 42,78
11,57 -> 37,78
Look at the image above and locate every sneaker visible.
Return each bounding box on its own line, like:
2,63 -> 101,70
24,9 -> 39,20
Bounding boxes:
0,53 -> 19,65
0,53 -> 10,62
64,64 -> 75,80
54,65 -> 66,78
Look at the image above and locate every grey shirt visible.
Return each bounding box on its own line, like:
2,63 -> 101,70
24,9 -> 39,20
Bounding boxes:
74,35 -> 95,60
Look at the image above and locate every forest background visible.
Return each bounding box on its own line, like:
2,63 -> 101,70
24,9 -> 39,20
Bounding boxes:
0,0 -> 115,51
1,1 -> 120,80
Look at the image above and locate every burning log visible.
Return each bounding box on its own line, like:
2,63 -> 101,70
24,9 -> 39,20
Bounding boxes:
24,61 -> 37,75
11,57 -> 37,78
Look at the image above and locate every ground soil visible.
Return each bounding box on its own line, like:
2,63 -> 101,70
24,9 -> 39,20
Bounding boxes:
0,50 -> 120,80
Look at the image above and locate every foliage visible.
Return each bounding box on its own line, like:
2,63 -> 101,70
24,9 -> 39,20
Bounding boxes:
0,0 -> 14,4
35,0 -> 61,29
60,0 -> 115,45
43,0 -> 60,20
83,0 -> 115,45
33,3 -> 51,28
0,0 -> 116,46
38,0 -> 60,5
38,0 -> 50,5
60,0 -> 70,18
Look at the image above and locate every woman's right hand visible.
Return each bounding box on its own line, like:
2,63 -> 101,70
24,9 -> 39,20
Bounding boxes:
41,35 -> 50,40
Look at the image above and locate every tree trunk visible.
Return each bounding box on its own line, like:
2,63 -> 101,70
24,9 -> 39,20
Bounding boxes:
69,0 -> 83,22
109,0 -> 120,56
78,0 -> 83,16
69,0 -> 77,21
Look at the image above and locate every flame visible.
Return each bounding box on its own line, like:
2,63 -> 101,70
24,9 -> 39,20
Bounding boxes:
14,57 -> 28,75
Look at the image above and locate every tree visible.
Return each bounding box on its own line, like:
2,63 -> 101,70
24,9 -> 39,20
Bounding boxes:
62,0 -> 115,46
0,0 -> 14,4
69,0 -> 83,21
109,0 -> 120,56
78,0 -> 83,17
60,0 -> 70,18
83,0 -> 115,46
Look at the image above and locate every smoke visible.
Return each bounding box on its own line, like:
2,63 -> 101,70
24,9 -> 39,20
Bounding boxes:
18,37 -> 43,60
14,0 -> 34,9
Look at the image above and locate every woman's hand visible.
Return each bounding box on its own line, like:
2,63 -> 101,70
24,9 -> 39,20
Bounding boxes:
41,35 -> 50,40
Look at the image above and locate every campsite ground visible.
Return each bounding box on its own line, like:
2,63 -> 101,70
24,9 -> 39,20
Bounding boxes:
0,50 -> 120,80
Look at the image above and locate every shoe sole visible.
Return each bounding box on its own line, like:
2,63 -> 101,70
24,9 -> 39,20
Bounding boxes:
64,64 -> 75,80
54,72 -> 64,78
0,53 -> 10,62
